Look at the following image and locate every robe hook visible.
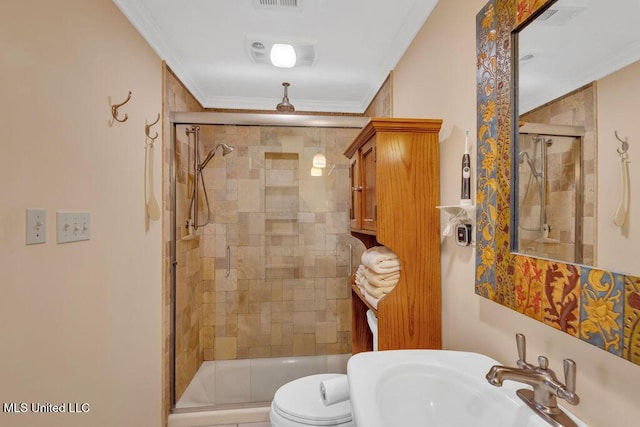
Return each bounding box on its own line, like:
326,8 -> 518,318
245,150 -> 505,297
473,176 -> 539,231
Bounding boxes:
110,91 -> 132,124
615,130 -> 629,156
145,113 -> 160,144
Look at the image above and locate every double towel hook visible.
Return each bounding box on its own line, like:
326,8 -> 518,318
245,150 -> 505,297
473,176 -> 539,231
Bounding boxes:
110,91 -> 132,125
145,113 -> 160,144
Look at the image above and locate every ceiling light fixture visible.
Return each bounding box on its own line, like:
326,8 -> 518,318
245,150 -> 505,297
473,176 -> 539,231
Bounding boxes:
312,133 -> 326,168
312,153 -> 326,168
270,43 -> 296,68
276,82 -> 295,112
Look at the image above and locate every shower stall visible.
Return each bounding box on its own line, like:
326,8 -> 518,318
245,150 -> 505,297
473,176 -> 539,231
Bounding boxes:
515,124 -> 585,264
168,113 -> 367,423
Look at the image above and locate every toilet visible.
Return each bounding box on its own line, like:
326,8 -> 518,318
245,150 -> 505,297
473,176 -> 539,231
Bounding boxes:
270,373 -> 354,427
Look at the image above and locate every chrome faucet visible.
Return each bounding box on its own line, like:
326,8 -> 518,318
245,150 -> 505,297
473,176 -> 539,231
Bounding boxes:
485,333 -> 580,427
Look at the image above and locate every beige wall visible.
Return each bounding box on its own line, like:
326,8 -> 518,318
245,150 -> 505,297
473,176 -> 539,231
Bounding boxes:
0,1 -> 162,426
596,60 -> 640,276
393,0 -> 640,425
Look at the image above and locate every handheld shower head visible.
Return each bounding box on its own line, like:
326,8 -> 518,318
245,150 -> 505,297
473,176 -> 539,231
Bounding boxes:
518,151 -> 527,163
199,143 -> 236,170
518,151 -> 542,179
200,148 -> 217,170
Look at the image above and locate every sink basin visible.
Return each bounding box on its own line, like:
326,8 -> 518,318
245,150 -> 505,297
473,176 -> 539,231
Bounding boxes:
347,350 -> 588,427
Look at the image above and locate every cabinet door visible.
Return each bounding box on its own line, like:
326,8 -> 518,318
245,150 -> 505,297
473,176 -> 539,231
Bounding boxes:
360,138 -> 377,231
349,157 -> 360,229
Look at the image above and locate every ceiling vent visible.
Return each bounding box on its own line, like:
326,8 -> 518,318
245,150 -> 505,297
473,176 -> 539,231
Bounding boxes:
537,9 -> 558,21
253,0 -> 302,10
247,38 -> 316,67
533,7 -> 585,26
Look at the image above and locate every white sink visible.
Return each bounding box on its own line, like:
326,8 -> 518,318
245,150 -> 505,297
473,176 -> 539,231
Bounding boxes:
347,350 -> 588,427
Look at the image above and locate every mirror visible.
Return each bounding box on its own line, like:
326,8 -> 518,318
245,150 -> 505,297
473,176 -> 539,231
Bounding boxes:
476,0 -> 640,368
512,0 -> 640,275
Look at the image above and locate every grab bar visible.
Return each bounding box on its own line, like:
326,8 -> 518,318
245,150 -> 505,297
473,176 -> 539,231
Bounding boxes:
226,245 -> 231,277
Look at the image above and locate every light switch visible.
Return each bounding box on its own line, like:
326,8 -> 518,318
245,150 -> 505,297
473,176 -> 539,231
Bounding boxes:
56,211 -> 90,244
26,208 -> 46,245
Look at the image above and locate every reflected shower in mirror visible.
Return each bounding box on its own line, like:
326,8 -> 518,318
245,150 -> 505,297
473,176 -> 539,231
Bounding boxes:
515,124 -> 585,264
512,0 -> 640,275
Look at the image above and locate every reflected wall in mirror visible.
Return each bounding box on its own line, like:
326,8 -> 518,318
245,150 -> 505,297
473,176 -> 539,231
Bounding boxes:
513,0 -> 640,275
476,0 -> 640,367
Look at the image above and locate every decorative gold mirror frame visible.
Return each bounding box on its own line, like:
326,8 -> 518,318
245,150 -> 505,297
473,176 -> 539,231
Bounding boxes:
475,0 -> 640,365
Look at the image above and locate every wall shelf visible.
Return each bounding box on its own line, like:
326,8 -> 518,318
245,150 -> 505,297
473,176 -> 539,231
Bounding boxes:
436,204 -> 476,221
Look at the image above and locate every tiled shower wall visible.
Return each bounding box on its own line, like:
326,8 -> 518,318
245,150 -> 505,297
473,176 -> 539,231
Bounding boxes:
193,125 -> 360,361
162,66 -> 205,407
173,124 -> 207,398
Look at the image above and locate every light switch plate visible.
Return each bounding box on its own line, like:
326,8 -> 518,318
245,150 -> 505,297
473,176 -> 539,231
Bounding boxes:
26,208 -> 46,245
56,211 -> 90,244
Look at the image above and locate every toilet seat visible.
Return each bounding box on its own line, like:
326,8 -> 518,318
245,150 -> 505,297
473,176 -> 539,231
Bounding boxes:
270,374 -> 353,426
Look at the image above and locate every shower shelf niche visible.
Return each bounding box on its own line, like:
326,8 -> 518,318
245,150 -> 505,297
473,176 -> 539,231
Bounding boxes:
264,151 -> 300,281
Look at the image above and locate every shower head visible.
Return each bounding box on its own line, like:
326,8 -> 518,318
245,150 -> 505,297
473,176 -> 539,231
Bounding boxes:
276,82 -> 295,112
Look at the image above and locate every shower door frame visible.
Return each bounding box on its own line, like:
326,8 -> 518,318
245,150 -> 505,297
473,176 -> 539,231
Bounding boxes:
168,112 -> 368,410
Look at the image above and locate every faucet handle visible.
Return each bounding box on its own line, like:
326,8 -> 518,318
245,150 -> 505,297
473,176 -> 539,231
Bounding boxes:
563,359 -> 577,393
516,333 -> 529,368
538,355 -> 548,370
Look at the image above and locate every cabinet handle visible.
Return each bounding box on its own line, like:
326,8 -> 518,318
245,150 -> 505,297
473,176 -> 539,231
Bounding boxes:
226,245 -> 231,278
352,186 -> 363,192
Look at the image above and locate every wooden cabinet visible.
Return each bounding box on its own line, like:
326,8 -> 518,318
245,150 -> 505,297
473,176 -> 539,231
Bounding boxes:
344,118 -> 443,353
349,137 -> 377,233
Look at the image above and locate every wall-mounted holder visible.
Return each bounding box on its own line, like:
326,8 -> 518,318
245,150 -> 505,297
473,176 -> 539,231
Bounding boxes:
613,130 -> 630,227
109,90 -> 132,125
436,204 -> 476,246
145,126 -> 161,221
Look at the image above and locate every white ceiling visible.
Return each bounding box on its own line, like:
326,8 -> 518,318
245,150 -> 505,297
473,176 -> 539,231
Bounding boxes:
518,0 -> 640,113
113,0 -> 439,113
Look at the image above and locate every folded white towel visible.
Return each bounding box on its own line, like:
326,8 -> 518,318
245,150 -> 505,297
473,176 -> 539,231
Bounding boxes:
364,267 -> 400,288
355,264 -> 366,292
363,289 -> 381,309
364,279 -> 396,299
361,246 -> 401,274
